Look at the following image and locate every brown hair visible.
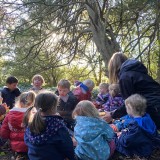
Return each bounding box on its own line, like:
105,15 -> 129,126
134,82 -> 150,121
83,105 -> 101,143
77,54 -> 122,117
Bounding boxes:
23,91 -> 58,134
109,84 -> 120,97
16,91 -> 36,108
32,74 -> 45,85
6,76 -> 18,84
99,83 -> 109,90
125,94 -> 147,116
57,79 -> 71,89
72,100 -> 99,119
108,52 -> 128,84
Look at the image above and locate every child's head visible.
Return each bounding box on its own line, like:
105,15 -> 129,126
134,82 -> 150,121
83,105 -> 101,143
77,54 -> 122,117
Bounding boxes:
27,91 -> 58,133
32,74 -> 45,88
109,84 -> 120,97
83,79 -> 95,91
72,100 -> 99,119
99,83 -> 109,95
6,76 -> 18,91
57,79 -> 71,96
16,91 -> 36,108
125,94 -> 147,117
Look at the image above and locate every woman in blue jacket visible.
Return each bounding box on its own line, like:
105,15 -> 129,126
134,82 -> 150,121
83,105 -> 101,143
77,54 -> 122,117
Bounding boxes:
105,52 -> 160,129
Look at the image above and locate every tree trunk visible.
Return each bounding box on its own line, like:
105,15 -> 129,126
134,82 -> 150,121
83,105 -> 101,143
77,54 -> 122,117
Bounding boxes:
156,52 -> 160,83
85,1 -> 121,67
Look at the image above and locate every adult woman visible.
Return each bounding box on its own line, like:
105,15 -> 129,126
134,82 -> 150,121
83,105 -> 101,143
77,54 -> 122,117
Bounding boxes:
105,52 -> 160,129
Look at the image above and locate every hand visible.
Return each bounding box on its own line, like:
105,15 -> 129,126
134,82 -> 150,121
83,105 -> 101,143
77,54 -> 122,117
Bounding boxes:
1,103 -> 9,112
102,111 -> 113,123
72,137 -> 77,146
117,132 -> 122,138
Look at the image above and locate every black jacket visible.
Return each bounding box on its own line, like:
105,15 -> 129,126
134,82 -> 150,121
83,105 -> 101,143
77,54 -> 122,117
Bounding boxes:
112,59 -> 160,119
1,87 -> 21,109
57,93 -> 78,130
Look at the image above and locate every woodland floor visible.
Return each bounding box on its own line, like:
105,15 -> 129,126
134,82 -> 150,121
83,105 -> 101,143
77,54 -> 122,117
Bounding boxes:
0,148 -> 160,160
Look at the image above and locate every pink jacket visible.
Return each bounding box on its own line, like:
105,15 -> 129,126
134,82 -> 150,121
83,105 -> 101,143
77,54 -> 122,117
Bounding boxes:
0,107 -> 28,152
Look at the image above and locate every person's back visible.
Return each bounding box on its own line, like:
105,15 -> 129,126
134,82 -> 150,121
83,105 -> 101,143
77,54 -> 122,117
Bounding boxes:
73,101 -> 115,160
1,76 -> 21,109
0,91 -> 35,159
24,91 -> 75,160
115,94 -> 160,157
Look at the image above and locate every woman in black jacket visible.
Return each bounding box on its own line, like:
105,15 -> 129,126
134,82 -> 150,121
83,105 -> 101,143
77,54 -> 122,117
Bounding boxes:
105,52 -> 160,129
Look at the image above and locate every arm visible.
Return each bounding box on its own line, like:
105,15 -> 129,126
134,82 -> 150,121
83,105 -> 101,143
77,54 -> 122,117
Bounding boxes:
111,105 -> 127,119
0,115 -> 10,139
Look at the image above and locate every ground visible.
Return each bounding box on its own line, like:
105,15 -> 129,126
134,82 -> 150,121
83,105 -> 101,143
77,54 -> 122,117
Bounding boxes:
0,149 -> 160,160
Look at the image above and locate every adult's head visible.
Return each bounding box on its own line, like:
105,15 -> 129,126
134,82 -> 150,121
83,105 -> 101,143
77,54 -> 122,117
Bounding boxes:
108,52 -> 128,84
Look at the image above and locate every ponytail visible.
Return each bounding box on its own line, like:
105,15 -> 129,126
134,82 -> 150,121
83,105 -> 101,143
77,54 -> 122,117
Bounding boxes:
23,106 -> 34,128
29,109 -> 45,134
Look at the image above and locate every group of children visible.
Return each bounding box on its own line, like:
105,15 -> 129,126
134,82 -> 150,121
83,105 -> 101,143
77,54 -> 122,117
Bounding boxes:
0,74 -> 160,160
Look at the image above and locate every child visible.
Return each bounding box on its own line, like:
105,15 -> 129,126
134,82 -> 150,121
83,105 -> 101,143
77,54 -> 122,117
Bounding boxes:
103,84 -> 124,112
72,100 -> 115,160
1,76 -> 21,109
30,74 -> 45,94
95,83 -> 109,108
0,91 -> 35,159
115,94 -> 160,157
73,79 -> 95,102
23,91 -> 75,160
56,79 -> 78,131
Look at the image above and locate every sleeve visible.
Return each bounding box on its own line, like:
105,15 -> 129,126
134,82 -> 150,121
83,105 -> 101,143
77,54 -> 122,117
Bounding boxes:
111,105 -> 127,119
119,75 -> 135,99
56,128 -> 76,160
15,88 -> 21,97
0,114 -> 10,139
104,124 -> 114,142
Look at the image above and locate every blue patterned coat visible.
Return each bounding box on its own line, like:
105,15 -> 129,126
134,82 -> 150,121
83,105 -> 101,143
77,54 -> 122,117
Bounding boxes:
74,116 -> 114,160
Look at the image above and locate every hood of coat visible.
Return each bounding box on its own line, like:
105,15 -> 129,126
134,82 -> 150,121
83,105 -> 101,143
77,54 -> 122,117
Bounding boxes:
75,116 -> 113,141
25,115 -> 66,145
134,113 -> 157,135
120,59 -> 148,75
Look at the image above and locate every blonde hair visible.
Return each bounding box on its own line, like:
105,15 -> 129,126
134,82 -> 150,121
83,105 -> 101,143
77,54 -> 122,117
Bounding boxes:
16,91 -> 36,108
72,100 -> 99,119
83,79 -> 95,91
57,79 -> 71,89
108,52 -> 128,84
99,83 -> 109,90
109,83 -> 120,97
32,74 -> 45,85
24,91 -> 58,134
125,94 -> 147,116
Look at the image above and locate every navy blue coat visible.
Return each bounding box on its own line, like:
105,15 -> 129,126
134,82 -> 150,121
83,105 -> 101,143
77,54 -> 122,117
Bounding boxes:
111,60 -> 160,123
24,115 -> 76,160
115,121 -> 160,157
1,87 -> 21,109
